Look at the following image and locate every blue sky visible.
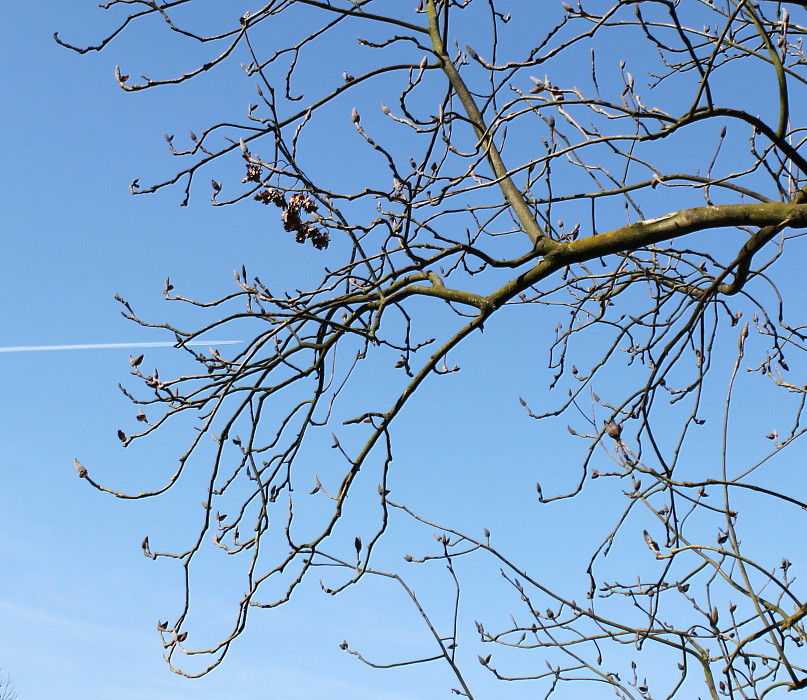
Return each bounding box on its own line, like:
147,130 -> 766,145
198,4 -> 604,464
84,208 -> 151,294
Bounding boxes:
3,2 -> 807,699
1,3 -> 503,697
0,3 -> 402,697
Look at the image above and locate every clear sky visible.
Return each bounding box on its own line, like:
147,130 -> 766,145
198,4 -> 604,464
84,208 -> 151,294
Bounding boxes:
3,3 -> 807,700
1,3 -> 512,698
1,3 -> 419,698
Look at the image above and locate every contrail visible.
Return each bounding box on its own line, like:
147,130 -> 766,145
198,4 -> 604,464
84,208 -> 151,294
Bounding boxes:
0,340 -> 243,353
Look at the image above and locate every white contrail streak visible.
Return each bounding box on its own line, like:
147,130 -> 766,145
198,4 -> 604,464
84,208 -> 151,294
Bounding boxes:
0,340 -> 243,353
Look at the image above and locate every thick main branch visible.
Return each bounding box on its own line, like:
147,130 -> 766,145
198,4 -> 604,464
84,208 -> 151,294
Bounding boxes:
425,0 -> 551,252
560,203 -> 807,264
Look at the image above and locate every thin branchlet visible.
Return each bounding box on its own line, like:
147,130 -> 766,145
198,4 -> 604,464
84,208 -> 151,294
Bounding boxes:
65,0 -> 807,694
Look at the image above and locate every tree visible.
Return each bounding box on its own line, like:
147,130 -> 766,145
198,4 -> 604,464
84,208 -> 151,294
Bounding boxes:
62,1 -> 807,697
0,670 -> 18,700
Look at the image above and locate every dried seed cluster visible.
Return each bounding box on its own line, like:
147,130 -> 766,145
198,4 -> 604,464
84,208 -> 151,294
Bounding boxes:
254,188 -> 286,206
246,157 -> 329,249
243,163 -> 263,183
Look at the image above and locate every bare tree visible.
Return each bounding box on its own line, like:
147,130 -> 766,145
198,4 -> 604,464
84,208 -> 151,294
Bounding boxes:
0,670 -> 18,700
63,1 -> 807,697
